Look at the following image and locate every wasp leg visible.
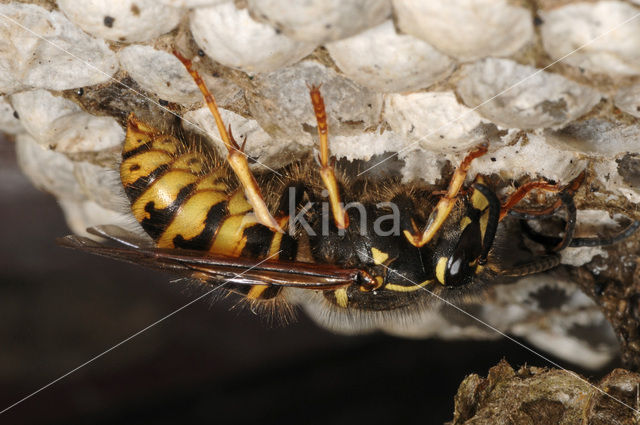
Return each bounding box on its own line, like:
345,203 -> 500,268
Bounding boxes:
308,85 -> 349,230
501,173 -> 586,251
508,208 -> 561,220
570,221 -> 640,247
242,182 -> 308,301
500,172 -> 586,221
271,182 -> 308,260
174,51 -> 281,232
499,181 -> 561,220
521,215 -> 640,248
405,144 -> 488,248
494,254 -> 562,277
487,173 -> 587,276
552,191 -> 577,251
517,190 -> 577,252
505,171 -> 638,249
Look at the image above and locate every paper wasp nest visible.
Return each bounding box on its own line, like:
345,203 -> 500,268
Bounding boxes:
2,0 -> 640,370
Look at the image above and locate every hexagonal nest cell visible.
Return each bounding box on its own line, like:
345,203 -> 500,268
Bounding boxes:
2,0 -> 640,420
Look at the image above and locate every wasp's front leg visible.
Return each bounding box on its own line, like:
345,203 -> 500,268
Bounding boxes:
308,85 -> 349,230
404,144 -> 488,248
502,172 -> 585,251
174,51 -> 281,232
500,171 -> 586,221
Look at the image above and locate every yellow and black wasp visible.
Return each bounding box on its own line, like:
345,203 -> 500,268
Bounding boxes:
59,51 -> 640,319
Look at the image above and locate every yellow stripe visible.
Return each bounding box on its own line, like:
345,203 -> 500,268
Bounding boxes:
120,150 -> 173,186
371,247 -> 389,265
459,216 -> 472,231
227,189 -> 253,215
150,134 -> 180,154
156,190 -> 228,248
436,257 -> 448,285
209,214 -> 259,257
172,152 -> 206,174
471,186 -> 489,211
247,285 -> 269,299
479,210 -> 489,240
196,170 -> 229,191
131,170 -> 198,221
335,288 -> 348,308
385,279 -> 433,292
123,115 -> 155,154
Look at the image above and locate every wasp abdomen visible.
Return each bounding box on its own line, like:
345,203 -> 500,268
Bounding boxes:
120,114 -> 282,264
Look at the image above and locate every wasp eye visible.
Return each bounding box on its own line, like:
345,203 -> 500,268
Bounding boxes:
449,257 -> 463,277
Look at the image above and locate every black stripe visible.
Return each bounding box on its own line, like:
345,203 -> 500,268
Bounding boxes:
173,201 -> 228,251
229,285 -> 252,296
141,183 -> 196,241
240,224 -> 273,259
390,193 -> 418,235
123,164 -> 170,203
276,183 -> 307,216
278,234 -> 298,261
257,286 -> 281,300
121,141 -> 152,161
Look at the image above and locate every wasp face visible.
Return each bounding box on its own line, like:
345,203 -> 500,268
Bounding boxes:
309,190 -> 497,312
310,203 -> 443,311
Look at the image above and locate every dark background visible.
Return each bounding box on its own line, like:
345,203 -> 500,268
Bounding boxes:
0,137 -> 614,424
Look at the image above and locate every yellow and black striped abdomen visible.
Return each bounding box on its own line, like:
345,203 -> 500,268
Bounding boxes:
120,115 -> 283,262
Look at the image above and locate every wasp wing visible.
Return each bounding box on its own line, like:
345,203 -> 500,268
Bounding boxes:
57,233 -> 362,290
85,224 -> 155,249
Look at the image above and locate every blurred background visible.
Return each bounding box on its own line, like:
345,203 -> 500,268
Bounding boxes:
0,136 -> 615,424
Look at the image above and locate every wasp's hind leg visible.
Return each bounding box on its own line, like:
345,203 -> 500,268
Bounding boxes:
174,51 -> 281,232
308,85 -> 349,230
405,144 -> 489,248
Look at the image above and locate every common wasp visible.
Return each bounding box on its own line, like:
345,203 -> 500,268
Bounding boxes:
59,51 -> 640,327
